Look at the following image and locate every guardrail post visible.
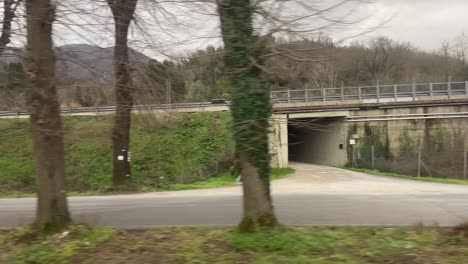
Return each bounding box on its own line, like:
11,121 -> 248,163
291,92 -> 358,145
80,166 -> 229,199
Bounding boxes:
412,79 -> 416,101
465,81 -> 468,99
393,84 -> 398,101
305,90 -> 309,103
340,82 -> 344,103
429,82 -> 433,99
16,111 -> 19,118
322,88 -> 326,102
358,87 -> 362,102
68,107 -> 72,116
287,90 -> 291,104
464,145 -> 467,179
448,76 -> 452,100
417,147 -> 421,178
376,80 -> 380,103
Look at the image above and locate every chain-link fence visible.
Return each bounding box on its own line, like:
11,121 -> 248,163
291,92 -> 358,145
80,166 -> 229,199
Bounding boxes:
350,132 -> 468,179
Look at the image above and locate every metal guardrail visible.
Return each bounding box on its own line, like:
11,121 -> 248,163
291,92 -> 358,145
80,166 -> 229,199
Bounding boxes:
271,81 -> 468,104
2,81 -> 468,118
0,101 -> 232,117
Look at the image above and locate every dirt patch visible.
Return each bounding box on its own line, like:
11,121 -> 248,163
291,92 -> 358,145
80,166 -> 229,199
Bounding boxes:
70,228 -> 257,264
71,231 -> 175,264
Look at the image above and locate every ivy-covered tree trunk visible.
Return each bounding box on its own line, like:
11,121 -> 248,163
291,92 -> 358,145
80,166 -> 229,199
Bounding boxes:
107,0 -> 138,188
217,0 -> 278,232
24,0 -> 70,230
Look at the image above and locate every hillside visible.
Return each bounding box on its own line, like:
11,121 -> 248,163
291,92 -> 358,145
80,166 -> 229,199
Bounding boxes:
0,44 -> 153,83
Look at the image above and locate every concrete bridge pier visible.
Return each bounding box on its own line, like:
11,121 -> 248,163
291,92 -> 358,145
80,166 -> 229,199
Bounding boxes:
269,114 -> 289,168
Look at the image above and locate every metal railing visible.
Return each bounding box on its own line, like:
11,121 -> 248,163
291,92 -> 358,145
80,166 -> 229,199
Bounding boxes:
2,81 -> 468,118
0,101 -> 231,118
271,81 -> 468,104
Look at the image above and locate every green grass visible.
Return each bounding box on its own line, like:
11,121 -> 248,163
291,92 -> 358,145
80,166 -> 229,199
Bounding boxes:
1,226 -> 114,264
167,167 -> 295,191
1,225 -> 467,263
345,167 -> 468,186
0,112 -> 234,195
0,168 -> 295,197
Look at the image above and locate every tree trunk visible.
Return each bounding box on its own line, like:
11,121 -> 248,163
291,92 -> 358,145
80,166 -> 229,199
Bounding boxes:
217,0 -> 278,232
24,0 -> 70,230
107,0 -> 138,187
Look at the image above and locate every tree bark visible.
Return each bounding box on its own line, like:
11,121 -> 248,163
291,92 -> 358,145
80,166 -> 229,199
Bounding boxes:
217,0 -> 278,232
24,0 -> 70,230
107,0 -> 137,187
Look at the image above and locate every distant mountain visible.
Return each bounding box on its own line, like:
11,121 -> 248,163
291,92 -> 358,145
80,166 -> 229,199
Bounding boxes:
0,44 -> 153,83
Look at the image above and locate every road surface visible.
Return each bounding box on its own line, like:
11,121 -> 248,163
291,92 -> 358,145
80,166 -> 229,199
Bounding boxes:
2,163 -> 468,228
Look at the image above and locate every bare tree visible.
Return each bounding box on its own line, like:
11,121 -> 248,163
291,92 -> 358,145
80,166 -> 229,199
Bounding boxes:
454,33 -> 468,65
24,0 -> 70,230
453,32 -> 468,79
0,0 -> 20,55
356,36 -> 410,82
106,0 -> 138,187
440,40 -> 454,81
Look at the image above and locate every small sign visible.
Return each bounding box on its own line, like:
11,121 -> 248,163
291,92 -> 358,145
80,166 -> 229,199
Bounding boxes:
349,139 -> 356,145
117,155 -> 124,161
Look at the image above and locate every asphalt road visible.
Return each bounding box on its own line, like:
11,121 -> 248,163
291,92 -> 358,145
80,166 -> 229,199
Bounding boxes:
2,163 -> 468,228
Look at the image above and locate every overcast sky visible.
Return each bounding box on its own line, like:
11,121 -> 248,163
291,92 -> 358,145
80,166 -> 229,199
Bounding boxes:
47,0 -> 468,59
355,0 -> 468,51
170,0 -> 468,56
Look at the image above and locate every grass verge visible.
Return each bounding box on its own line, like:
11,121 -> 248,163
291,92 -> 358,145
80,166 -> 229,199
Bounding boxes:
0,225 -> 114,264
345,167 -> 468,186
0,113 -> 234,194
0,168 -> 296,198
1,225 -> 467,263
167,167 -> 295,191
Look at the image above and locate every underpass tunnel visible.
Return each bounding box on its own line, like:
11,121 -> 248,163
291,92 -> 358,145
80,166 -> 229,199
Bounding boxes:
288,117 -> 348,167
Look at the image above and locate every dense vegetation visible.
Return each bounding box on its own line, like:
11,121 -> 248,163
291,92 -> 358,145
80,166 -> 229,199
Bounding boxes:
0,112 -> 236,194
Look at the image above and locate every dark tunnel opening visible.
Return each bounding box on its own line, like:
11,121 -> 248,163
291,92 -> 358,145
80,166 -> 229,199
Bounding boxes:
287,117 -> 348,167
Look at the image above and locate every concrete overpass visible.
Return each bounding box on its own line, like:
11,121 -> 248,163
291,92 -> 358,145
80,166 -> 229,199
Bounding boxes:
268,81 -> 468,171
1,80 -> 467,118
